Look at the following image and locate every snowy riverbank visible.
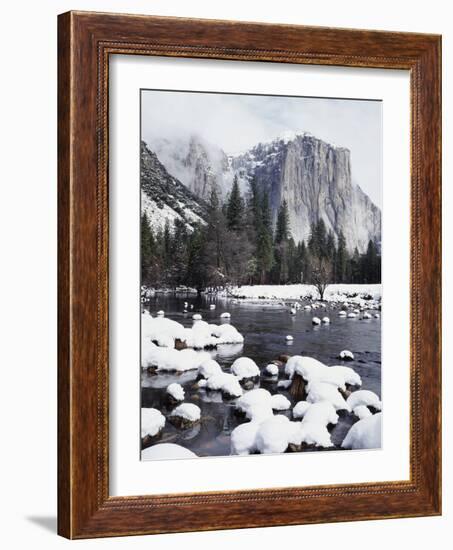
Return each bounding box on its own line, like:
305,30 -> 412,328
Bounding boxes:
220,284 -> 381,303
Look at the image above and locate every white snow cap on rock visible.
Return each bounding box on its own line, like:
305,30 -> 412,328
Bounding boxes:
210,323 -> 244,344
285,335 -> 294,341
142,341 -> 210,372
170,403 -> 201,422
205,372 -> 243,397
199,359 -> 222,379
270,394 -> 291,410
192,313 -> 202,320
342,412 -> 382,449
312,317 -> 321,325
293,401 -> 311,419
302,401 -> 338,427
231,357 -> 260,380
157,310 -> 165,317
306,382 -> 351,411
255,415 -> 296,454
322,316 -> 330,324
347,390 -> 382,411
220,312 -> 231,319
265,363 -> 279,377
353,405 -> 372,420
231,421 -> 260,455
166,383 -> 185,402
339,310 -> 347,317
236,388 -> 272,419
141,443 -> 197,460
339,350 -> 354,360
141,408 -> 166,438
284,355 -> 361,392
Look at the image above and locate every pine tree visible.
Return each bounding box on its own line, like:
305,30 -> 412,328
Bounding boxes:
273,200 -> 291,284
256,192 -> 274,283
335,230 -> 348,283
141,212 -> 155,285
275,200 -> 290,243
226,176 -> 244,231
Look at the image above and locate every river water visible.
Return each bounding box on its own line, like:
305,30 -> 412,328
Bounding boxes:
141,293 -> 381,457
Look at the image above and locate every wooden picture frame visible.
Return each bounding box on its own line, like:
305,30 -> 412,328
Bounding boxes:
58,10 -> 442,539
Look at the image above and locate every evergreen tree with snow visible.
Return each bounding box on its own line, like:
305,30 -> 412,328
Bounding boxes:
141,212 -> 155,285
226,176 -> 244,231
335,230 -> 348,283
256,192 -> 274,283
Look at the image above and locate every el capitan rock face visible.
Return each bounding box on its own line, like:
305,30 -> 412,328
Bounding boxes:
143,132 -> 381,252
233,133 -> 381,253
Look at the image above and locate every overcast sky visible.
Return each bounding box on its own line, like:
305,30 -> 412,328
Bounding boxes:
141,90 -> 382,208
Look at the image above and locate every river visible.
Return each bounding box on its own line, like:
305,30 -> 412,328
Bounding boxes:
141,293 -> 381,458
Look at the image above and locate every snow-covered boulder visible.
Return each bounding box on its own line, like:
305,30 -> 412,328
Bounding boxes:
236,388 -> 272,419
192,313 -> 202,320
284,356 -> 325,380
157,310 -> 165,317
353,405 -> 372,420
231,422 -> 260,455
231,357 -> 260,381
292,401 -> 311,419
141,408 -> 165,440
339,310 -> 347,317
347,312 -> 357,318
142,313 -> 186,348
205,372 -> 243,398
339,350 -> 354,361
209,304 -> 216,310
302,401 -> 338,427
211,323 -> 244,344
312,316 -> 321,325
255,415 -> 296,454
199,359 -> 222,379
347,390 -> 382,411
363,311 -> 372,319
285,335 -> 294,342
141,341 -> 211,372
327,365 -> 362,388
342,412 -> 382,449
169,403 -> 201,429
220,312 -> 231,319
270,394 -> 291,410
265,363 -> 279,377
141,443 -> 197,460
322,316 -> 330,324
306,382 -> 351,412
166,382 -> 185,403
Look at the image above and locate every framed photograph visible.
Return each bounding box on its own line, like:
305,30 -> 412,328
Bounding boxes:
58,11 -> 441,538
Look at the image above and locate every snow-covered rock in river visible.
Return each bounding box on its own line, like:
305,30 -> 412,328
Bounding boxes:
236,388 -> 272,420
306,381 -> 351,412
353,405 -> 372,420
270,394 -> 291,410
265,363 -> 279,377
339,349 -> 354,361
166,382 -> 185,402
312,317 -> 321,326
231,357 -> 260,381
230,421 -> 261,455
322,316 -> 330,324
346,390 -> 382,411
169,403 -> 201,429
141,408 -> 166,440
205,372 -> 243,398
220,312 -> 231,319
342,412 -> 382,449
199,359 -> 222,379
292,401 -> 311,419
142,341 -> 210,372
141,443 -> 197,460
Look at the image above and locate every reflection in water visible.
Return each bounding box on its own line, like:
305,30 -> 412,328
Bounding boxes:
141,294 -> 381,458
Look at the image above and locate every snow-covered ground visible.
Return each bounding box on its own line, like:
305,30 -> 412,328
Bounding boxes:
221,283 -> 381,303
